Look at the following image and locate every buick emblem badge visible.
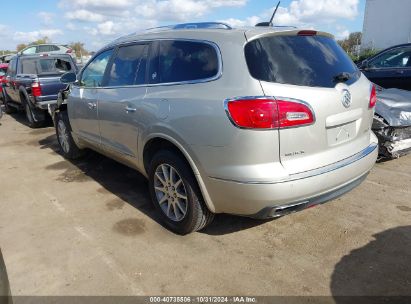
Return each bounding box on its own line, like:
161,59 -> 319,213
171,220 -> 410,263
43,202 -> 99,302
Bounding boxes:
341,89 -> 352,108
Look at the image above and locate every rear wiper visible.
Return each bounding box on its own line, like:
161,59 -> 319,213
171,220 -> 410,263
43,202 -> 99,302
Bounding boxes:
333,72 -> 351,83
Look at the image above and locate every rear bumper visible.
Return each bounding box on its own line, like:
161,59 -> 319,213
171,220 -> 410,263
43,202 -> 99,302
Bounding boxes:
204,136 -> 378,216
252,172 -> 368,219
33,99 -> 57,110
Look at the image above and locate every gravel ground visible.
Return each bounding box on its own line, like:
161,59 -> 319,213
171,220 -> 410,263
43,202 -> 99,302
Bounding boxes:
0,112 -> 410,297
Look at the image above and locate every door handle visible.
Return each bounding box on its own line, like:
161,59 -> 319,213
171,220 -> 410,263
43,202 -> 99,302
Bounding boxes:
125,106 -> 137,113
395,70 -> 404,74
87,102 -> 97,110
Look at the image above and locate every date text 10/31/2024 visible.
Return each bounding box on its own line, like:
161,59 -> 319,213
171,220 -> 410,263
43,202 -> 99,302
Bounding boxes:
149,297 -> 257,303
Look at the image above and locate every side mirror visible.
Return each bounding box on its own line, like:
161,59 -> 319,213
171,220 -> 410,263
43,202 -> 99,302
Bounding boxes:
60,72 -> 77,84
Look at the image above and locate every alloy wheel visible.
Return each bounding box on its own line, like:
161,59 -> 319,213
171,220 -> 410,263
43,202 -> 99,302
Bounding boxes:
153,164 -> 188,222
57,120 -> 70,154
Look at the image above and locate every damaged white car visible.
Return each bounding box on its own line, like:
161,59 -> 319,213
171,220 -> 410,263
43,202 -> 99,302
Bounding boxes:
373,87 -> 411,158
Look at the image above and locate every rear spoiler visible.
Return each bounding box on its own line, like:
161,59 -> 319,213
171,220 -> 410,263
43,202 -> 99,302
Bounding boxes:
245,29 -> 335,42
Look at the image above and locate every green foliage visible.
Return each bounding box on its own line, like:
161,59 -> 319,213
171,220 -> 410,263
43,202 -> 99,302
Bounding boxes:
29,37 -> 50,46
69,42 -> 89,58
16,44 -> 27,52
337,31 -> 379,63
338,32 -> 362,54
357,48 -> 379,62
0,50 -> 14,55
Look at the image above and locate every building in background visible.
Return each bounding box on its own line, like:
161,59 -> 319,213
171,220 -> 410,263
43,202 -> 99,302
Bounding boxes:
362,0 -> 411,51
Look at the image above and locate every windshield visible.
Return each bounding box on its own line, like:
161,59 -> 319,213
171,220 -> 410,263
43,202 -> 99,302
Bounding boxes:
244,35 -> 360,88
21,58 -> 74,75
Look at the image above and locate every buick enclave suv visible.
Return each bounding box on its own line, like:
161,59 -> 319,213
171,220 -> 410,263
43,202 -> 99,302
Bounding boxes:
54,23 -> 378,234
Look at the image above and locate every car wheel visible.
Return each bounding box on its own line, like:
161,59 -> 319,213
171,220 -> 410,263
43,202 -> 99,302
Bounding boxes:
24,100 -> 45,128
2,92 -> 16,114
55,111 -> 84,159
149,150 -> 214,234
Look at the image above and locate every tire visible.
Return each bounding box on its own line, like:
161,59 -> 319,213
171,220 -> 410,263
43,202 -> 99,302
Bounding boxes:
55,111 -> 84,159
23,99 -> 45,128
148,150 -> 214,234
2,92 -> 16,114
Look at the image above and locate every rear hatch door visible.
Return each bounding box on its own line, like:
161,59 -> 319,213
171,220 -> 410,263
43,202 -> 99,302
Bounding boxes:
20,55 -> 76,101
244,31 -> 374,174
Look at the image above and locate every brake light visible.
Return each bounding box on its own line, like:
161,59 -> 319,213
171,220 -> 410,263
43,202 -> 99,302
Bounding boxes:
298,30 -> 317,36
31,82 -> 42,97
369,85 -> 377,109
66,48 -> 73,54
226,98 -> 314,129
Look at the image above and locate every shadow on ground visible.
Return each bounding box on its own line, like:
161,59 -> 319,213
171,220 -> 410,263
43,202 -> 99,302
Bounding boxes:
0,249 -> 11,303
6,111 -> 53,128
331,226 -> 411,303
36,133 -> 269,235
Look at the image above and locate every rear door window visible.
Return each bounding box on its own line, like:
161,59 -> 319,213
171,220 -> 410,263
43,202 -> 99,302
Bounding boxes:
38,45 -> 53,53
244,35 -> 360,88
154,40 -> 219,84
107,43 -> 149,86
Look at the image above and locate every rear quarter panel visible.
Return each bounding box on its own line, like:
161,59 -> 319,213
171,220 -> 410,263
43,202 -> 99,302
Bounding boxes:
138,30 -> 282,182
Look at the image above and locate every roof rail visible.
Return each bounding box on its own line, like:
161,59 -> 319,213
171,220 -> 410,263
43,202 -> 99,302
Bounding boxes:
148,22 -> 232,31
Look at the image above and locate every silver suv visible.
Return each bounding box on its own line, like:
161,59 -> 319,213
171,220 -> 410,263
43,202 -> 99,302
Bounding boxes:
55,23 -> 378,234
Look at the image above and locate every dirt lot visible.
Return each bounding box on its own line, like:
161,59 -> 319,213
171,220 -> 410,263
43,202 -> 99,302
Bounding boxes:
0,112 -> 410,297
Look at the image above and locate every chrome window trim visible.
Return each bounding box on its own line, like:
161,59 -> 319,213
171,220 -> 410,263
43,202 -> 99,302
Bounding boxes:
224,95 -> 316,131
91,38 -> 223,90
209,142 -> 378,184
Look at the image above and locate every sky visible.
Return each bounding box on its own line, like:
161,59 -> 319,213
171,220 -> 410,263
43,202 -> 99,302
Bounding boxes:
0,0 -> 366,52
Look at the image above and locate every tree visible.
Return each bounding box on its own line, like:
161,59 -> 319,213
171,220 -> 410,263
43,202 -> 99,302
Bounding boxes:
338,32 -> 362,54
69,42 -> 89,58
16,44 -> 27,52
29,36 -> 50,46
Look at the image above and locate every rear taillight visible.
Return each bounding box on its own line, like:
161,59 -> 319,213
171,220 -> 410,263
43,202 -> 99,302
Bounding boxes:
298,30 -> 317,36
369,84 -> 377,109
31,82 -> 42,97
66,48 -> 73,54
277,100 -> 314,128
225,97 -> 314,129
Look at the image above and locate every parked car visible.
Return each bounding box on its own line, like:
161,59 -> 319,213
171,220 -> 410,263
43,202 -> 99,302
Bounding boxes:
19,44 -> 75,59
1,54 -> 77,127
0,55 -> 14,64
0,63 -> 8,98
372,86 -> 411,158
53,23 -> 378,234
359,43 -> 411,91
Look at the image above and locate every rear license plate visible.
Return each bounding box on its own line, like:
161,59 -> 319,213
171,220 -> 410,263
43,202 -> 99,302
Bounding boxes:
327,121 -> 357,146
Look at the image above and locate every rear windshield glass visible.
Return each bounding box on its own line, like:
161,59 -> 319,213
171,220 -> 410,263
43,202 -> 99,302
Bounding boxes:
244,35 -> 360,88
21,58 -> 74,75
